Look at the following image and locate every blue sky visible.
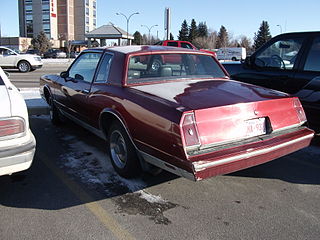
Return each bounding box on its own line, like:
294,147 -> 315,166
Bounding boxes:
0,0 -> 319,41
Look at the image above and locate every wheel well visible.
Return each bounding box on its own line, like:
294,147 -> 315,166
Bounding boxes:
100,112 -> 125,138
17,59 -> 30,67
43,87 -> 51,104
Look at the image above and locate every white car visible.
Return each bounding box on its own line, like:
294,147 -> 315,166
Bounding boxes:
0,67 -> 36,176
0,46 -> 43,72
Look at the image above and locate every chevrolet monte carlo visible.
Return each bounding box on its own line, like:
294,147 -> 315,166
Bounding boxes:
40,46 -> 314,181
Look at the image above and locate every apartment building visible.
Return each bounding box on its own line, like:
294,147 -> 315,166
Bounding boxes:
18,0 -> 97,42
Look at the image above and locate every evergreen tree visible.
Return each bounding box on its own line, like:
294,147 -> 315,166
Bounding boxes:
170,33 -> 174,40
253,21 -> 272,50
132,31 -> 143,45
31,31 -> 51,54
178,20 -> 189,41
198,22 -> 208,38
216,25 -> 229,49
188,19 -> 198,43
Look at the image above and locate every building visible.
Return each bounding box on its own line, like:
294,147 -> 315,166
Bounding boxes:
18,0 -> 97,43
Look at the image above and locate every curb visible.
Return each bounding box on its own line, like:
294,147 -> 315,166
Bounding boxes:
19,88 -> 50,116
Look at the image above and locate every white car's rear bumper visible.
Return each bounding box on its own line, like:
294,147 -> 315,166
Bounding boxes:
0,130 -> 36,176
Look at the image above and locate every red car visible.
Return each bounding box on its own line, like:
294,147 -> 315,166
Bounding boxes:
155,40 -> 217,57
40,46 -> 314,181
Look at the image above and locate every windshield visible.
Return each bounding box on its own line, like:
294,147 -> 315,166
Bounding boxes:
127,53 -> 226,84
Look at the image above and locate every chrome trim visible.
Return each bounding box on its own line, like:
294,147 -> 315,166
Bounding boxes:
193,133 -> 314,172
272,122 -> 305,133
139,150 -> 195,181
60,109 -> 106,140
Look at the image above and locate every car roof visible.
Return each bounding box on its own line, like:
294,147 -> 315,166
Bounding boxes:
84,45 -> 203,55
275,31 -> 320,38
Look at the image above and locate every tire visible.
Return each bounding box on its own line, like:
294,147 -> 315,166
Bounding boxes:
150,58 -> 162,72
231,57 -> 237,61
18,60 -> 31,73
107,122 -> 141,178
48,95 -> 61,125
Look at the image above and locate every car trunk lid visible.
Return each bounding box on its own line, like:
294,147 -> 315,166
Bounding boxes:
0,85 -> 12,117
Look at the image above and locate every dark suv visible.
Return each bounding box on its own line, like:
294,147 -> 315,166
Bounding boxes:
223,32 -> 320,130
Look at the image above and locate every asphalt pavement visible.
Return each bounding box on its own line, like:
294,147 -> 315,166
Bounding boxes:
0,63 -> 319,240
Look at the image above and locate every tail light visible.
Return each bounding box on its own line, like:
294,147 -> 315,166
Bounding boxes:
181,112 -> 200,149
0,118 -> 25,137
293,98 -> 307,123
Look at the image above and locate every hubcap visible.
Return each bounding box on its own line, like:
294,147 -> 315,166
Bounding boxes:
110,130 -> 127,169
19,62 -> 29,72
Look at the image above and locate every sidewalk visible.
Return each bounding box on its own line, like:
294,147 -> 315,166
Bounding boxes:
19,88 -> 49,115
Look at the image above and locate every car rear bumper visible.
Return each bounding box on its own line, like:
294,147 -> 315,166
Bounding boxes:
141,127 -> 314,181
190,127 -> 314,180
0,131 -> 36,176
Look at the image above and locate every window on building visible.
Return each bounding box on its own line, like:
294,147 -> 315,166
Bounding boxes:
93,1 -> 96,8
25,5 -> 32,11
43,23 -> 50,30
86,7 -> 89,15
43,13 -> 50,20
85,0 -> 89,6
85,26 -> 89,33
93,10 -> 96,17
42,4 -> 50,10
86,16 -> 89,24
25,0 -> 32,3
93,18 -> 96,26
26,15 -> 33,21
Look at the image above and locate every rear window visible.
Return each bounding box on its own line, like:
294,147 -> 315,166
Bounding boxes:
0,76 -> 4,85
127,53 -> 226,84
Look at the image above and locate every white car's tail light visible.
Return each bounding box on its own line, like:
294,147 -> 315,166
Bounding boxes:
0,118 -> 25,137
181,113 -> 200,148
293,98 -> 307,123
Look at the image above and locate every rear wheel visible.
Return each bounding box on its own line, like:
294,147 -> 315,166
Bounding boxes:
18,60 -> 31,73
231,57 -> 237,61
107,122 -> 141,178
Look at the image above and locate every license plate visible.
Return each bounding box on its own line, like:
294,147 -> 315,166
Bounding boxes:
245,118 -> 266,138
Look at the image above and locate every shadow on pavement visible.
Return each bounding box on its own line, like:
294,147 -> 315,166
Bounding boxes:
1,116 -> 319,212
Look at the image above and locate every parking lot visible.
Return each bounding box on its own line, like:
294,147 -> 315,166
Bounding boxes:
1,64 -> 320,240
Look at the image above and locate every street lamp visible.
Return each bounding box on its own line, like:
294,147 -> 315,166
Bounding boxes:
116,12 -> 139,45
141,24 -> 158,44
276,24 -> 282,34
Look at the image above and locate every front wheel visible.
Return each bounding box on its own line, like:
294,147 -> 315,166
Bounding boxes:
107,122 -> 141,178
48,95 -> 61,125
18,61 -> 31,73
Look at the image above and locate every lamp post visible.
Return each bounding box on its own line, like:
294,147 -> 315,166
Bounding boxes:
116,12 -> 139,45
276,24 -> 282,34
141,24 -> 158,44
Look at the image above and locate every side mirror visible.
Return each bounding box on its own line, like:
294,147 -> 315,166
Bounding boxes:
60,71 -> 69,78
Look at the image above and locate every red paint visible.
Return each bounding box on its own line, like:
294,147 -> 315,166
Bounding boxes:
40,46 -> 315,181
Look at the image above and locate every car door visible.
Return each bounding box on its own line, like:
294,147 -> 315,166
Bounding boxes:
86,53 -> 114,128
293,35 -> 320,128
59,51 -> 102,123
234,36 -> 306,93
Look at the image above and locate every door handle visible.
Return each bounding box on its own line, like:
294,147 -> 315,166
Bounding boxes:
82,89 -> 90,94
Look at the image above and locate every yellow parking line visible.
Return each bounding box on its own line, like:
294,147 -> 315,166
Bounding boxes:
38,152 -> 135,240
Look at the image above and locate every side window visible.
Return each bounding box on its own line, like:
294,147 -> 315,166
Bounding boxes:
304,37 -> 320,72
68,52 -> 102,83
95,53 -> 113,82
255,38 -> 303,70
167,41 -> 178,47
181,42 -> 193,49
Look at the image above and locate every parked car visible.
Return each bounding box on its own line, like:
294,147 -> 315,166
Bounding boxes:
25,49 -> 42,57
222,32 -> 320,130
43,49 -> 67,58
0,46 -> 43,72
40,46 -> 314,181
155,40 -> 217,57
216,47 -> 246,61
0,67 -> 36,176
